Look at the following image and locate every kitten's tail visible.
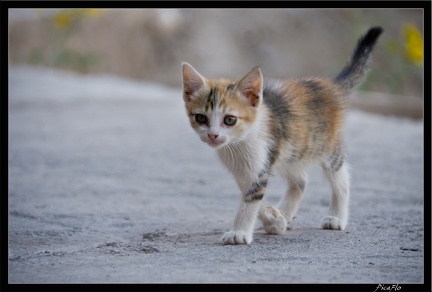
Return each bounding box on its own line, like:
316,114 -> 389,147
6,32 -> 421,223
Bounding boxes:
334,26 -> 383,94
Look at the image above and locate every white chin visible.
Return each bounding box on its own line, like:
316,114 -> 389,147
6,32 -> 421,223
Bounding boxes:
206,140 -> 226,148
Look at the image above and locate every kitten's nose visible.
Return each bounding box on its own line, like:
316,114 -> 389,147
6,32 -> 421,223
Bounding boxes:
208,134 -> 218,140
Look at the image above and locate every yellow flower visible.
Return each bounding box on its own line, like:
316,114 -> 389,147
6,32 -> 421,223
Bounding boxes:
52,9 -> 104,30
83,9 -> 104,16
53,10 -> 72,29
402,23 -> 423,66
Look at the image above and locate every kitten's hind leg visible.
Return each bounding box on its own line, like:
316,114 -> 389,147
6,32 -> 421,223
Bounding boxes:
321,154 -> 350,230
277,170 -> 308,225
258,205 -> 287,235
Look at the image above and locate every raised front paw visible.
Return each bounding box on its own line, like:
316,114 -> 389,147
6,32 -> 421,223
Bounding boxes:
322,216 -> 346,230
222,230 -> 252,245
259,206 -> 287,235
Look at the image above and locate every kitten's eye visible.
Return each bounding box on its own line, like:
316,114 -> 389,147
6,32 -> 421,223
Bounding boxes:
224,115 -> 237,126
195,114 -> 208,124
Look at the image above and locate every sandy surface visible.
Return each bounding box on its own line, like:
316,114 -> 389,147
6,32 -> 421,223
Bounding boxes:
7,65 -> 425,286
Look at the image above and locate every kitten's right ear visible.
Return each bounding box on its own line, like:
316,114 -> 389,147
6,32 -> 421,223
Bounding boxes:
182,62 -> 205,102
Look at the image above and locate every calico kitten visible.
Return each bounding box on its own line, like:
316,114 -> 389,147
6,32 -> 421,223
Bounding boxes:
181,27 -> 383,245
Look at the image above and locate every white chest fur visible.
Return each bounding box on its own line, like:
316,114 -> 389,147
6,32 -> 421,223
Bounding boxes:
217,114 -> 272,193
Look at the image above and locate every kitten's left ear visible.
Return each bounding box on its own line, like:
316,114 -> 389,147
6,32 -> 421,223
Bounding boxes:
182,62 -> 206,102
237,66 -> 263,107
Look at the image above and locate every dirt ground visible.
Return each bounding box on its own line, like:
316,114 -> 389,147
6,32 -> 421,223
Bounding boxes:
7,65 -> 426,289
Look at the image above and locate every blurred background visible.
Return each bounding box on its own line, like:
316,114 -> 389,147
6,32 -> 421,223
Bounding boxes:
9,8 -> 424,118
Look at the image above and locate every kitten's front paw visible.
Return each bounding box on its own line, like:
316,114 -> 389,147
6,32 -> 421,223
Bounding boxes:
222,231 -> 252,245
322,216 -> 346,230
259,206 -> 287,235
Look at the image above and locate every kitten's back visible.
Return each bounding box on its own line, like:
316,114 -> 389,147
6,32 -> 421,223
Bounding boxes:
263,78 -> 345,165
262,26 -> 384,166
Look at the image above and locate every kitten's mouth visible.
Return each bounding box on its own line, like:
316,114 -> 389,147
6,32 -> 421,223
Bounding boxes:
206,139 -> 227,148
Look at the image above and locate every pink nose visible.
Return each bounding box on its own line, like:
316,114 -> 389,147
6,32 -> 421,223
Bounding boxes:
208,134 -> 218,140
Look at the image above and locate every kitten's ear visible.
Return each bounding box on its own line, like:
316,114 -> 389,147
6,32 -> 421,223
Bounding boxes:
237,66 -> 263,107
182,62 -> 205,102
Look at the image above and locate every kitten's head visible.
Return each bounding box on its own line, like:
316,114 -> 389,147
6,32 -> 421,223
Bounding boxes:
181,62 -> 263,149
